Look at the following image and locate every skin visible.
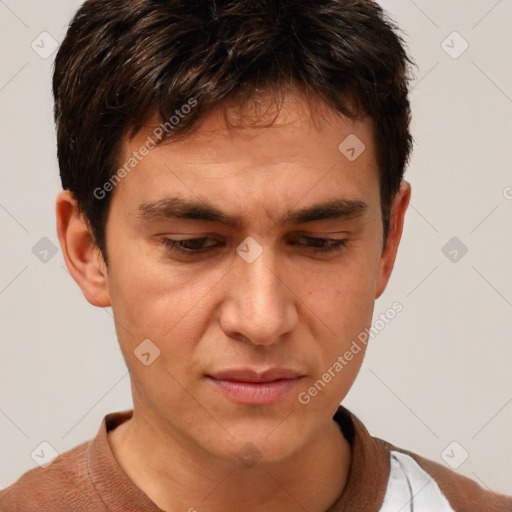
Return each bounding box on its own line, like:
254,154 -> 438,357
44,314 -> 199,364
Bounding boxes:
56,92 -> 410,512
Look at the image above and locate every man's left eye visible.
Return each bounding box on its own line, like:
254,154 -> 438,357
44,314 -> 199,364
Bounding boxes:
292,235 -> 349,254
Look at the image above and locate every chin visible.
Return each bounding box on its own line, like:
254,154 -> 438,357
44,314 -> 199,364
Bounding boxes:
197,410 -> 312,467
212,432 -> 304,468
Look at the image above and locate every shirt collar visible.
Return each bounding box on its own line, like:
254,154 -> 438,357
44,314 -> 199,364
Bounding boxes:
87,405 -> 389,511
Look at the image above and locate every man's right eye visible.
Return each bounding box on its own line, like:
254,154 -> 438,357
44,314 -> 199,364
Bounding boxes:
160,237 -> 222,254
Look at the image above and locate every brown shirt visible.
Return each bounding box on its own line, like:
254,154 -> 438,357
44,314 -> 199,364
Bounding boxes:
0,406 -> 510,511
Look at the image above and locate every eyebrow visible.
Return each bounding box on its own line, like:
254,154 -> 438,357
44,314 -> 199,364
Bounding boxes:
135,196 -> 368,228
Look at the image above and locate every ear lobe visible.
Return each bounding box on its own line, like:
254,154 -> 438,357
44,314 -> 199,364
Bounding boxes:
56,190 -> 111,307
375,180 -> 411,299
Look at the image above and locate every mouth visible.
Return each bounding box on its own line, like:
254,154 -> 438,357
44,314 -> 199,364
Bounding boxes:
206,368 -> 305,406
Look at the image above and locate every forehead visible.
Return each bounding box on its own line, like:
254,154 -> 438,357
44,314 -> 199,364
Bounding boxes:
113,92 -> 379,222
124,91 -> 374,160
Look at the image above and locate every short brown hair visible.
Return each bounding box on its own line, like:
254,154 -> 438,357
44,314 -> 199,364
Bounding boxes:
53,0 -> 413,265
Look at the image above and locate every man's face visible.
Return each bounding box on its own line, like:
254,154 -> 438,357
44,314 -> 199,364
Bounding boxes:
101,93 -> 396,464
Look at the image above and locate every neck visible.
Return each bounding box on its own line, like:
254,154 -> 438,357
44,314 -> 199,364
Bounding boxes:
108,408 -> 351,512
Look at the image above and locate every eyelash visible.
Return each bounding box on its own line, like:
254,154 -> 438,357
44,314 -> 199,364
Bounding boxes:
160,236 -> 349,256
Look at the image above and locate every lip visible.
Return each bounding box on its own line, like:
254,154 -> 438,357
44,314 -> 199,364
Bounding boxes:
206,368 -> 304,405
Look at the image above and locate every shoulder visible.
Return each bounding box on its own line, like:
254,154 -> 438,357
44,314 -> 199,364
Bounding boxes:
376,439 -> 512,512
0,440 -> 106,511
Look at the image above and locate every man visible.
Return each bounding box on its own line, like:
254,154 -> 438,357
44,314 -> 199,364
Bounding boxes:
0,0 -> 510,510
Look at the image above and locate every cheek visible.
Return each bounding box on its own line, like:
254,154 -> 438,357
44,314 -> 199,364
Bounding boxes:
107,262 -> 211,403
312,285 -> 374,374
106,240 -> 231,364
296,265 -> 375,411
305,254 -> 379,329
106,247 -> 195,340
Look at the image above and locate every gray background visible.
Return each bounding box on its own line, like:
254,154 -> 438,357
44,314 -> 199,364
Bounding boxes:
1,0 -> 511,496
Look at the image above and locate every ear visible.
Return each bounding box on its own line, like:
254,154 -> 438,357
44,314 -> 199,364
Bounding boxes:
56,190 -> 111,307
375,180 -> 411,299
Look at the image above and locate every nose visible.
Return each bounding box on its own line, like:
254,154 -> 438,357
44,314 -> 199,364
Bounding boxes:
218,243 -> 298,346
